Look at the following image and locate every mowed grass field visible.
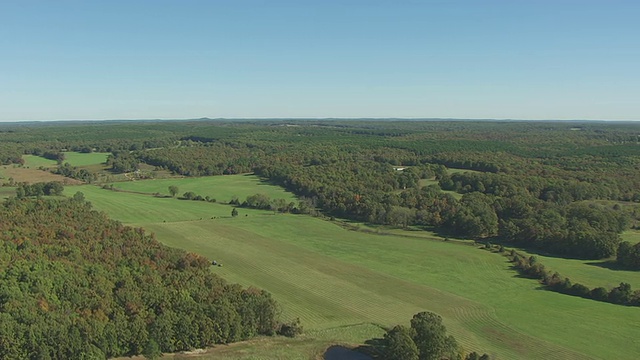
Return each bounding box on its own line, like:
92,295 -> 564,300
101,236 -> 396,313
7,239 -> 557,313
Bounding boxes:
68,176 -> 640,360
62,152 -> 109,167
109,174 -> 296,203
512,229 -> 640,290
22,155 -> 58,168
515,249 -> 640,289
23,152 -> 109,168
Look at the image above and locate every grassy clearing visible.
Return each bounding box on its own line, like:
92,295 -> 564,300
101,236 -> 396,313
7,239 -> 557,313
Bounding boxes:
108,174 -> 296,203
75,182 -> 640,360
23,155 -> 58,168
622,230 -> 640,244
512,230 -> 640,290
62,152 -> 110,167
417,178 -> 462,199
514,249 -> 640,289
64,185 -> 270,223
22,152 -> 109,168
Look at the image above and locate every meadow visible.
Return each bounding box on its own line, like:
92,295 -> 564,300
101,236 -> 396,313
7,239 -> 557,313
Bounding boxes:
108,174 -> 296,203
514,249 -> 640,289
22,155 -> 58,168
61,152 -> 109,167
23,152 -> 109,168
67,176 -> 640,360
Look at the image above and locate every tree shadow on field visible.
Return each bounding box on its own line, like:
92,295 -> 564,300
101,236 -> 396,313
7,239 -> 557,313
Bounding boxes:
350,337 -> 385,359
584,260 -> 629,271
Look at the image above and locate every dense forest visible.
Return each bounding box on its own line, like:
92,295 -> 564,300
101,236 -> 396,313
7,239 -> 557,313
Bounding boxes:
0,195 -> 280,359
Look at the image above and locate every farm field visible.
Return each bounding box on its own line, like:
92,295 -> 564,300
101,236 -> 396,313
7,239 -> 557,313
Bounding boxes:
108,174 -> 296,203
22,152 -> 109,168
514,249 -> 640,289
62,152 -> 109,167
22,155 -> 58,168
72,178 -> 640,360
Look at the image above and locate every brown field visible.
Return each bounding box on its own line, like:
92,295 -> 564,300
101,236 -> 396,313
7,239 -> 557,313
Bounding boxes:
0,166 -> 82,185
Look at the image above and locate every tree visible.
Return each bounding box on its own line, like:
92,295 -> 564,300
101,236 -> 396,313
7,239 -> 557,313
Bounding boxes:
183,191 -> 197,200
169,185 -> 179,198
231,208 -> 238,217
410,311 -> 451,360
72,191 -> 85,202
465,353 -> 490,360
383,325 -> 418,360
142,338 -> 162,360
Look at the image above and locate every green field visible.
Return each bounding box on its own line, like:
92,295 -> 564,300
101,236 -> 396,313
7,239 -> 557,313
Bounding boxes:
62,152 -> 110,167
23,152 -> 109,168
511,230 -> 640,290
69,177 -> 640,360
23,155 -> 58,168
109,174 -> 296,203
515,249 -> 640,289
622,230 -> 640,244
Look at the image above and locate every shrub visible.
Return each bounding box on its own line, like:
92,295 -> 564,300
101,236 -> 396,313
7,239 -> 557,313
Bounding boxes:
277,318 -> 303,338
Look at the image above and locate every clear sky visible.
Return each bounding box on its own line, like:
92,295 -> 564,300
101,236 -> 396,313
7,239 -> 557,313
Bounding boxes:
1,0 -> 638,121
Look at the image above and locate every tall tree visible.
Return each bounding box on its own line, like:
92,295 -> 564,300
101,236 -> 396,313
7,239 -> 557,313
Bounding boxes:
410,312 -> 452,360
383,325 -> 419,360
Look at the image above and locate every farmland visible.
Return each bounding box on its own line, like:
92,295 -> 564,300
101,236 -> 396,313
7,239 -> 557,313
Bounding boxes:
70,175 -> 640,360
3,120 -> 640,360
108,174 -> 296,204
23,152 -> 109,168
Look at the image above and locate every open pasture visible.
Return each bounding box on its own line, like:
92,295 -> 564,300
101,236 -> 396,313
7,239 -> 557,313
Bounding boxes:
109,174 -> 296,203
75,183 -> 640,360
64,185 -> 269,224
514,248 -> 640,289
22,152 -> 109,168
62,151 -> 110,167
23,155 -> 58,168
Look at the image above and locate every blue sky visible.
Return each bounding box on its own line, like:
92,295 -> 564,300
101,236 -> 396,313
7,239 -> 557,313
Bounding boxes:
1,0 -> 638,121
